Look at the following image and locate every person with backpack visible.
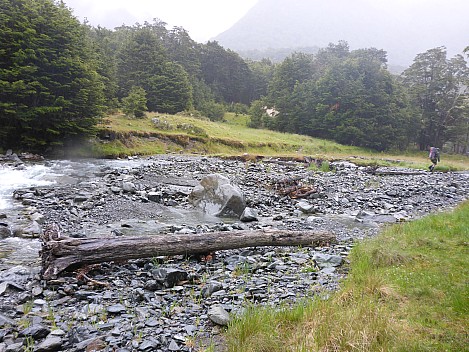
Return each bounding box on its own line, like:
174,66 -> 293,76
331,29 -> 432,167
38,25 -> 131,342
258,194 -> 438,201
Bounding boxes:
428,146 -> 440,172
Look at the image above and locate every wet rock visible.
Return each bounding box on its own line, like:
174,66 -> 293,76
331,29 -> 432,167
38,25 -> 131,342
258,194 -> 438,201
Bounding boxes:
0,223 -> 12,238
189,173 -> 246,217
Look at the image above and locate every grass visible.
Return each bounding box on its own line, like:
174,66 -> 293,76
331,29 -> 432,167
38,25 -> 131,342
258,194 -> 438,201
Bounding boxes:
224,201 -> 469,352
82,111 -> 469,171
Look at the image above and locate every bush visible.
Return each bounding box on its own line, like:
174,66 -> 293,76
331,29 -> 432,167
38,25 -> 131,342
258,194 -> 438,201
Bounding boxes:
198,101 -> 226,121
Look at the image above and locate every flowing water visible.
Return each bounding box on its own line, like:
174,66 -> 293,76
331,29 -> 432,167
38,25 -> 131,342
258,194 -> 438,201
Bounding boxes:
0,158 -> 152,269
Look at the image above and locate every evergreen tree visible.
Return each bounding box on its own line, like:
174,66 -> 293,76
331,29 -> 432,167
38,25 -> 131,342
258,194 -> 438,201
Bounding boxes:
200,41 -> 254,104
122,86 -> 147,118
0,0 -> 105,152
116,28 -> 167,111
148,61 -> 192,114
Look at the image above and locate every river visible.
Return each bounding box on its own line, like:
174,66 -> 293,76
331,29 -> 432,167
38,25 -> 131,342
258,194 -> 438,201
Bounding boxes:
0,158 -> 152,269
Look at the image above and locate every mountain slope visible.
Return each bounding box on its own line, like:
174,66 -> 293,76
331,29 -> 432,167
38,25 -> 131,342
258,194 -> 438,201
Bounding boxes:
214,0 -> 468,66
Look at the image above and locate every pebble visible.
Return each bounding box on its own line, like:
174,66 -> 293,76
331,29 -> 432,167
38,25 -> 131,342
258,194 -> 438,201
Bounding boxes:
0,155 -> 468,350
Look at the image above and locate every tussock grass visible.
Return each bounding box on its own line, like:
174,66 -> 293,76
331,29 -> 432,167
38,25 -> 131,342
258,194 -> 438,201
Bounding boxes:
224,201 -> 469,352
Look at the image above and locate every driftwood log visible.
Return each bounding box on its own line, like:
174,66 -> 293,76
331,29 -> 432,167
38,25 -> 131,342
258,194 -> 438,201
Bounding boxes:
40,227 -> 335,280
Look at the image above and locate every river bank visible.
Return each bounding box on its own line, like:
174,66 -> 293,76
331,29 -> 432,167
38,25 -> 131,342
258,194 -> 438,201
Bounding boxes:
0,155 -> 468,351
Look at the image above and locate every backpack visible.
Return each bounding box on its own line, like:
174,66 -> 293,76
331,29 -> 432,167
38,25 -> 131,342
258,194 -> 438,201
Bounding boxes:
429,147 -> 440,161
435,148 -> 440,161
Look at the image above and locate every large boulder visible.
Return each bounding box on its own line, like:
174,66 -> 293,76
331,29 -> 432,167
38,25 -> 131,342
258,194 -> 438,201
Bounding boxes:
189,174 -> 246,217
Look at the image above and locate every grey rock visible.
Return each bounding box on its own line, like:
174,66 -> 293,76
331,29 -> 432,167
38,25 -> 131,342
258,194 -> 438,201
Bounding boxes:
5,342 -> 23,352
143,279 -> 161,291
107,303 -> 126,314
139,338 -> 159,351
201,281 -> 223,298
147,191 -> 162,202
0,313 -> 15,326
122,182 -> 136,193
19,324 -> 50,339
313,253 -> 343,268
297,201 -> 315,214
35,336 -> 63,352
0,224 -> 12,238
240,207 -> 258,222
152,267 -> 188,288
22,220 -> 42,237
208,304 -> 230,326
189,173 -> 246,217
168,339 -> 180,351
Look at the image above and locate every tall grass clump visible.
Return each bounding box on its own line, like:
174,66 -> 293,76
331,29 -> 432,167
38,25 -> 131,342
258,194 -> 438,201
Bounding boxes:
225,201 -> 469,351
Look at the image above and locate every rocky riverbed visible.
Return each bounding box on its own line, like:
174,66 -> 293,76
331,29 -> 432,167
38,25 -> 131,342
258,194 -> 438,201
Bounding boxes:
1,155 -> 468,351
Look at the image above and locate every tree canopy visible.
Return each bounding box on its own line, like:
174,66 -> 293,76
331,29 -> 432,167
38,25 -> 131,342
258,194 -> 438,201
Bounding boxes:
0,0 -> 105,152
1,0 -> 468,154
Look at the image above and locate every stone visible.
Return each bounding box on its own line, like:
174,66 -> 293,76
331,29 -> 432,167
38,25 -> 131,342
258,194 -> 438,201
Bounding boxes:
168,340 -> 180,351
0,223 -> 12,238
201,281 -> 223,298
208,304 -> 230,326
313,253 -> 343,268
297,201 -> 315,214
0,313 -> 15,326
188,174 -> 246,217
147,191 -> 162,202
151,267 -> 188,288
107,304 -> 126,314
22,220 -> 43,237
35,336 -> 63,352
240,207 -> 258,222
122,182 -> 136,193
19,324 -> 50,339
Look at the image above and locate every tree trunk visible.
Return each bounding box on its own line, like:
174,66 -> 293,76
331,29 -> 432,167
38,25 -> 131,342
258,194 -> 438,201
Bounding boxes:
40,229 -> 335,280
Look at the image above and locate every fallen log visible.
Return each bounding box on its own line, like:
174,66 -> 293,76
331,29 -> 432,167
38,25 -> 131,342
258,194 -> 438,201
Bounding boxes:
40,227 -> 335,280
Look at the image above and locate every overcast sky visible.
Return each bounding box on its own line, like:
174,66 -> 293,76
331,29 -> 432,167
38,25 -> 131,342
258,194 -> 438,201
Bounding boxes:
62,0 -> 258,42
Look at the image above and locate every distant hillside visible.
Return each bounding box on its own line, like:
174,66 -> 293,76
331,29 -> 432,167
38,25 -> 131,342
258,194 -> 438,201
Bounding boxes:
214,0 -> 469,67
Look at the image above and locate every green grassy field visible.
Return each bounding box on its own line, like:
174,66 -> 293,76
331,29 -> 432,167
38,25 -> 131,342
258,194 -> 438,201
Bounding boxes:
86,112 -> 469,171
222,201 -> 469,352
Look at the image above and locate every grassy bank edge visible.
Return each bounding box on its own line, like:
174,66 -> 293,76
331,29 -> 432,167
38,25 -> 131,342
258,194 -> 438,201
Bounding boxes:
80,113 -> 468,171
221,201 -> 469,352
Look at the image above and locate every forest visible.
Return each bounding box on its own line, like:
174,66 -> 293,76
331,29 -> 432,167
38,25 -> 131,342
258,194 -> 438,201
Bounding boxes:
1,0 -> 468,153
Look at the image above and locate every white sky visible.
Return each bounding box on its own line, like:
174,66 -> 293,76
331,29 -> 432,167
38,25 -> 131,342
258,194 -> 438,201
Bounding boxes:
62,0 -> 258,42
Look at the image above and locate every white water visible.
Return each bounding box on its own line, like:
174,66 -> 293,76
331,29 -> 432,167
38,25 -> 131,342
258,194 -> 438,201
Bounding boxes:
0,158 -> 152,268
0,158 -> 153,211
0,164 -> 57,210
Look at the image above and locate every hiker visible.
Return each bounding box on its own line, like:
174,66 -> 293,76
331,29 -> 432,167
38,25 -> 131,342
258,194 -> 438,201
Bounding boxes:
428,146 -> 440,172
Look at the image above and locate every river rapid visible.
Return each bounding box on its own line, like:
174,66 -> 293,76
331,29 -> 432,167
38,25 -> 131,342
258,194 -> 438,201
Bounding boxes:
0,157 -> 153,269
